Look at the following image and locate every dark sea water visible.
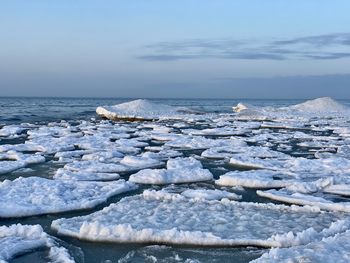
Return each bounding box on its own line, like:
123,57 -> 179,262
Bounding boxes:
1,97 -> 350,263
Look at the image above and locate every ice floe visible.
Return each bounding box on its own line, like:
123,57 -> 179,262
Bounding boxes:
0,224 -> 75,263
252,229 -> 350,263
129,157 -> 213,184
257,189 -> 350,212
51,190 -> 342,247
0,151 -> 45,174
216,170 -> 294,189
0,177 -> 136,217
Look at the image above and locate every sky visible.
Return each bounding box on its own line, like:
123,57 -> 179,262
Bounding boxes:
1,0 -> 350,99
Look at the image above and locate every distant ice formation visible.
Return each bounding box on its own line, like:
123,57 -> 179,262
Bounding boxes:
96,99 -> 198,121
232,97 -> 349,119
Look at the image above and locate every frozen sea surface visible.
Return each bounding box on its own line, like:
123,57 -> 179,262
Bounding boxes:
1,97 -> 350,262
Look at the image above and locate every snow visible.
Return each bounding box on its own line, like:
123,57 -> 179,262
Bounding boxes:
129,157 -> 213,184
0,177 -> 137,217
51,190 -> 342,247
96,99 -> 196,120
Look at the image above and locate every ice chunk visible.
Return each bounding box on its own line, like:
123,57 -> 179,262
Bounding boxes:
323,184 -> 350,197
0,224 -> 47,262
0,177 -> 137,217
51,190 -> 342,247
257,189 -> 350,212
0,224 -> 75,263
252,229 -> 350,263
0,151 -> 45,175
216,170 -> 294,189
181,189 -> 241,201
119,155 -> 163,169
64,160 -> 128,173
53,168 -> 120,181
96,99 -> 196,121
129,157 -> 213,184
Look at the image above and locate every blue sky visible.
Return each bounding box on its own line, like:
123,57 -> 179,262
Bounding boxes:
1,0 -> 350,98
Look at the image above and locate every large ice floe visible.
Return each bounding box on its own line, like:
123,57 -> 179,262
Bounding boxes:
129,157 -> 213,184
51,190 -> 344,247
0,177 -> 136,217
96,99 -> 198,121
0,224 -> 75,263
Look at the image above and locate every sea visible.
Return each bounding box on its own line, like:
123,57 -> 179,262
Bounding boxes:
1,97 -> 350,263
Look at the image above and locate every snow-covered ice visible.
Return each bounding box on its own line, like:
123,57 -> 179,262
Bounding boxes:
0,177 -> 137,217
257,189 -> 350,212
216,170 -> 294,189
51,190 -> 343,247
0,224 -> 74,263
252,228 -> 350,263
129,157 -> 213,184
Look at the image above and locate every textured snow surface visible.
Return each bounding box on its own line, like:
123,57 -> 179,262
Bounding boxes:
96,99 -> 195,120
51,190 -> 342,247
0,177 -> 137,217
129,157 -> 213,184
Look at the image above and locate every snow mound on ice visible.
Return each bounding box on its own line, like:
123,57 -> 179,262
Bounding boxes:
289,97 -> 348,113
96,99 -> 196,120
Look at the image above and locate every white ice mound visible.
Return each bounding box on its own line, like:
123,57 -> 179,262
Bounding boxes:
289,97 -> 349,113
129,157 -> 213,185
0,177 -> 137,217
232,103 -> 254,113
0,224 -> 75,263
252,228 -> 350,263
96,99 -> 195,120
232,97 -> 349,119
51,190 -> 343,247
